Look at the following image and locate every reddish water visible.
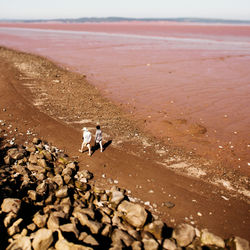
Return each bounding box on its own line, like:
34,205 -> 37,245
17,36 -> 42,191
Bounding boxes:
0,22 -> 249,173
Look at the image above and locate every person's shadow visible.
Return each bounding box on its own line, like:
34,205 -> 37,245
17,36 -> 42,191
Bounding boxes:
92,140 -> 112,155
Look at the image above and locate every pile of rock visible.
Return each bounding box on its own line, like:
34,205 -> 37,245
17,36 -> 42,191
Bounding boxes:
0,138 -> 249,249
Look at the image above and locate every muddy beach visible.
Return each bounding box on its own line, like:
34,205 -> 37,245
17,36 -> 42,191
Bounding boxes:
0,45 -> 249,242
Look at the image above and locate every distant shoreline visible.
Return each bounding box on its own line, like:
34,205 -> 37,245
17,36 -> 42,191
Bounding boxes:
1,17 -> 250,25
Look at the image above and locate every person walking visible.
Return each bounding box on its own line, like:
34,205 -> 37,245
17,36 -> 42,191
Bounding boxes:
95,125 -> 103,152
79,127 -> 92,156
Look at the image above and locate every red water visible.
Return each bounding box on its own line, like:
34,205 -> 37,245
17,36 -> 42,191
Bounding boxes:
0,22 -> 249,173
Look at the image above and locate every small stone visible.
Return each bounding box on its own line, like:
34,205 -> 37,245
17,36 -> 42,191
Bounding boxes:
6,236 -> 32,250
162,201 -> 175,208
33,212 -> 48,228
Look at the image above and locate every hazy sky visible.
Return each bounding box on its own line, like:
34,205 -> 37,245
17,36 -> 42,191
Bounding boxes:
0,0 -> 250,20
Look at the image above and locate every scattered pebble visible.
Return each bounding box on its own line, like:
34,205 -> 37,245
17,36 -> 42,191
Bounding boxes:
113,180 -> 119,184
197,212 -> 202,217
221,196 -> 229,201
218,146 -> 223,149
148,190 -> 154,194
102,174 -> 106,178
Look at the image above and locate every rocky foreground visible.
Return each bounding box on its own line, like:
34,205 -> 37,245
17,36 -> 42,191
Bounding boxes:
0,137 -> 249,250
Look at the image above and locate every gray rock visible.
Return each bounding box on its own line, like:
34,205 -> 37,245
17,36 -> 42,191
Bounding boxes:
172,223 -> 195,247
201,229 -> 225,248
6,236 -> 32,250
162,201 -> 175,209
32,228 -> 53,250
118,200 -> 148,228
1,198 -> 21,214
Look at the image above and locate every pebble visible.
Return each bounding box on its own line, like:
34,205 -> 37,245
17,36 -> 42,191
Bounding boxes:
197,212 -> 202,217
113,180 -> 119,184
221,196 -> 229,201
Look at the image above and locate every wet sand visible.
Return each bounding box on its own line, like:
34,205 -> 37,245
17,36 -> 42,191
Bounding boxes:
0,22 -> 249,173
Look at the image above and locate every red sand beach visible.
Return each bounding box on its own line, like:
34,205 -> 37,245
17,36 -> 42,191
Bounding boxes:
0,22 -> 250,173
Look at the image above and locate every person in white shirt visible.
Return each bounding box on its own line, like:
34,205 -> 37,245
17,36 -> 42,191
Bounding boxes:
95,125 -> 103,152
79,127 -> 92,156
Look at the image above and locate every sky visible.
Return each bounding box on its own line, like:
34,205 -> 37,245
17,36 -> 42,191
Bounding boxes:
0,0 -> 250,20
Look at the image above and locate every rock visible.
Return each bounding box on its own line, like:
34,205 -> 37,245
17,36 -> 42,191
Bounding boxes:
32,137 -> 40,144
76,169 -> 93,180
8,148 -> 24,160
144,220 -> 165,240
28,190 -> 37,201
101,224 -> 112,237
8,218 -> 23,236
142,238 -> 159,250
1,198 -> 21,214
47,213 -> 60,231
27,223 -> 36,231
29,154 -> 38,164
110,190 -> 125,206
172,223 -> 195,247
162,201 -> 175,209
37,159 -> 48,169
228,236 -> 250,250
118,200 -> 148,228
201,229 -> 225,248
73,211 -> 102,234
42,150 -> 53,161
60,223 -> 79,238
83,235 -> 99,246
27,164 -> 46,173
55,238 -> 93,250
36,182 -> 47,196
4,212 -> 17,227
32,228 -> 53,250
33,212 -> 48,228
55,185 -> 68,198
6,236 -> 32,250
131,241 -> 143,250
112,229 -> 134,247
162,239 -> 179,250
62,166 -> 72,176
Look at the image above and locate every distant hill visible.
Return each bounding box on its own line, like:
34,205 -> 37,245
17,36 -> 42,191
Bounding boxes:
1,17 -> 250,24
